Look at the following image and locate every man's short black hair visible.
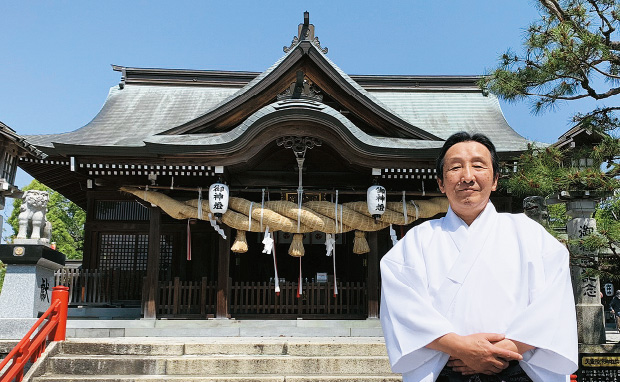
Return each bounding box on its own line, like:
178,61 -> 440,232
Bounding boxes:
435,132 -> 499,180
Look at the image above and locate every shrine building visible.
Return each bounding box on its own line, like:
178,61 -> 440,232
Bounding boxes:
19,13 -> 529,320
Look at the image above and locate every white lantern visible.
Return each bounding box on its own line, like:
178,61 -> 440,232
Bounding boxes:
209,182 -> 229,217
367,184 -> 386,219
605,283 -> 614,297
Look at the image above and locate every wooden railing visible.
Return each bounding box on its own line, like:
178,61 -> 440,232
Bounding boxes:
230,281 -> 367,317
154,279 -> 367,318
54,269 -> 144,305
0,286 -> 69,382
54,268 -> 368,318
157,277 -> 217,318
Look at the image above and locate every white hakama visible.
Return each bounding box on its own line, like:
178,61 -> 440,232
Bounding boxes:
380,202 -> 578,382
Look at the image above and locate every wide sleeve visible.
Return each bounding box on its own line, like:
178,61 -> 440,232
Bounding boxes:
380,230 -> 455,374
504,221 -> 578,377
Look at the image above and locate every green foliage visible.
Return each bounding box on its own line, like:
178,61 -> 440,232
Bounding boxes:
0,261 -> 5,295
503,144 -> 620,197
548,203 -> 569,228
504,143 -> 620,279
7,179 -> 85,259
488,0 -> 620,282
483,0 -> 620,133
594,197 -> 620,281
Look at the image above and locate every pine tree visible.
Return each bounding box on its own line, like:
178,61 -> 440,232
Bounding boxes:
483,0 -> 619,135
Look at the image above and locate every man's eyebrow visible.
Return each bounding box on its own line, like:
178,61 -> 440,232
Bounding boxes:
447,155 -> 490,162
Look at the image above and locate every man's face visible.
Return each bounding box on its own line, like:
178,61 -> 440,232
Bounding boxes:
437,141 -> 498,225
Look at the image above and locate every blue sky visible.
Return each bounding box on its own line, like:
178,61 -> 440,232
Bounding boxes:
0,1 -> 601,190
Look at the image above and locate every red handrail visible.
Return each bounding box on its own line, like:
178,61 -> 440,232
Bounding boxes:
0,286 -> 69,382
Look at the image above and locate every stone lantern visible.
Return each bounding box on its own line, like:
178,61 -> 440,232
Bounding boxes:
551,126 -> 610,345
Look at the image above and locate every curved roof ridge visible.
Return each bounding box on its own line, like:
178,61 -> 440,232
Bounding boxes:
24,87 -> 119,148
160,40 -> 440,140
315,48 -> 412,125
144,98 -> 443,151
197,49 -> 294,117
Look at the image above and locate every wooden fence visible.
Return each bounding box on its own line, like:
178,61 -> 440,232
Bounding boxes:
54,269 -> 144,305
54,269 -> 368,318
154,280 -> 367,318
156,277 -> 217,318
230,281 -> 367,317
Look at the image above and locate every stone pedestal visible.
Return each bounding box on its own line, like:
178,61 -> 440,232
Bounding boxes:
0,244 -> 65,318
566,200 -> 606,345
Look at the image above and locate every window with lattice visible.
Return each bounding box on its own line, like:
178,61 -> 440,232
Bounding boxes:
99,233 -> 173,273
95,201 -> 150,221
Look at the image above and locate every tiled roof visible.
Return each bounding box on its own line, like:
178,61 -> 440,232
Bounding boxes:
368,91 -> 529,152
27,85 -> 239,148
26,47 -> 529,155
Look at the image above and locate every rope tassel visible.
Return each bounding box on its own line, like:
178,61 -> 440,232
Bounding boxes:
297,257 -> 303,298
288,233 -> 305,257
186,219 -> 192,261
332,235 -> 338,297
231,230 -> 248,253
352,230 -> 370,254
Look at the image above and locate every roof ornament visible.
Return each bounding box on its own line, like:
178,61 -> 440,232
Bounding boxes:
118,67 -> 126,90
283,11 -> 328,54
277,71 -> 323,102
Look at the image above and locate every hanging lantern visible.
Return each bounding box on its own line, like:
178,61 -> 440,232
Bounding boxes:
209,182 -> 229,217
367,184 -> 386,220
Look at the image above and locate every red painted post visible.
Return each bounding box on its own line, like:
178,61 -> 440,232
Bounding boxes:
570,374 -> 578,381
51,286 -> 69,341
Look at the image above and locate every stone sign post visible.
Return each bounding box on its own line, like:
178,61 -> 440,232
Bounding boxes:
0,190 -> 66,339
0,244 -> 65,339
566,199 -> 606,345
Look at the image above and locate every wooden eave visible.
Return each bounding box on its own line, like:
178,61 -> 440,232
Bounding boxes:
343,74 -> 483,91
159,41 -> 441,140
112,65 -> 482,91
112,65 -> 259,88
0,120 -> 46,159
19,158 -> 88,208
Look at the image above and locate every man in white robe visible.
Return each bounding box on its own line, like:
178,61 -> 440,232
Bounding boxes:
380,132 -> 578,382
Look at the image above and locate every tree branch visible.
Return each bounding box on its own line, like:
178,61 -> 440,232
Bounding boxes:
588,62 -> 620,80
585,0 -> 616,44
537,0 -> 620,52
540,0 -> 566,21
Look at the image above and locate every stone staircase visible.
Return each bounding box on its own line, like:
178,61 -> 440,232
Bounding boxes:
25,337 -> 402,382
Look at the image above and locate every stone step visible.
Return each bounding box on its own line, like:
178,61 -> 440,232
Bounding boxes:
47,354 -> 394,376
63,319 -> 384,339
58,338 -> 389,357
32,374 -> 402,382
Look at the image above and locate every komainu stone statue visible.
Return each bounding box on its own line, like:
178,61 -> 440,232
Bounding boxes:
523,196 -> 549,225
16,190 -> 52,243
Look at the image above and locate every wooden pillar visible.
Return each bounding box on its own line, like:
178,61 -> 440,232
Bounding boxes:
216,226 -> 231,319
143,206 -> 161,319
367,231 -> 379,319
83,192 -> 96,269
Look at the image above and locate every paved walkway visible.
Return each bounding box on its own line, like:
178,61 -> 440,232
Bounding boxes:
605,323 -> 620,343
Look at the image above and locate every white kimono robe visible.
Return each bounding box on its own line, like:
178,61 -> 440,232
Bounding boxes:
380,202 -> 578,382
